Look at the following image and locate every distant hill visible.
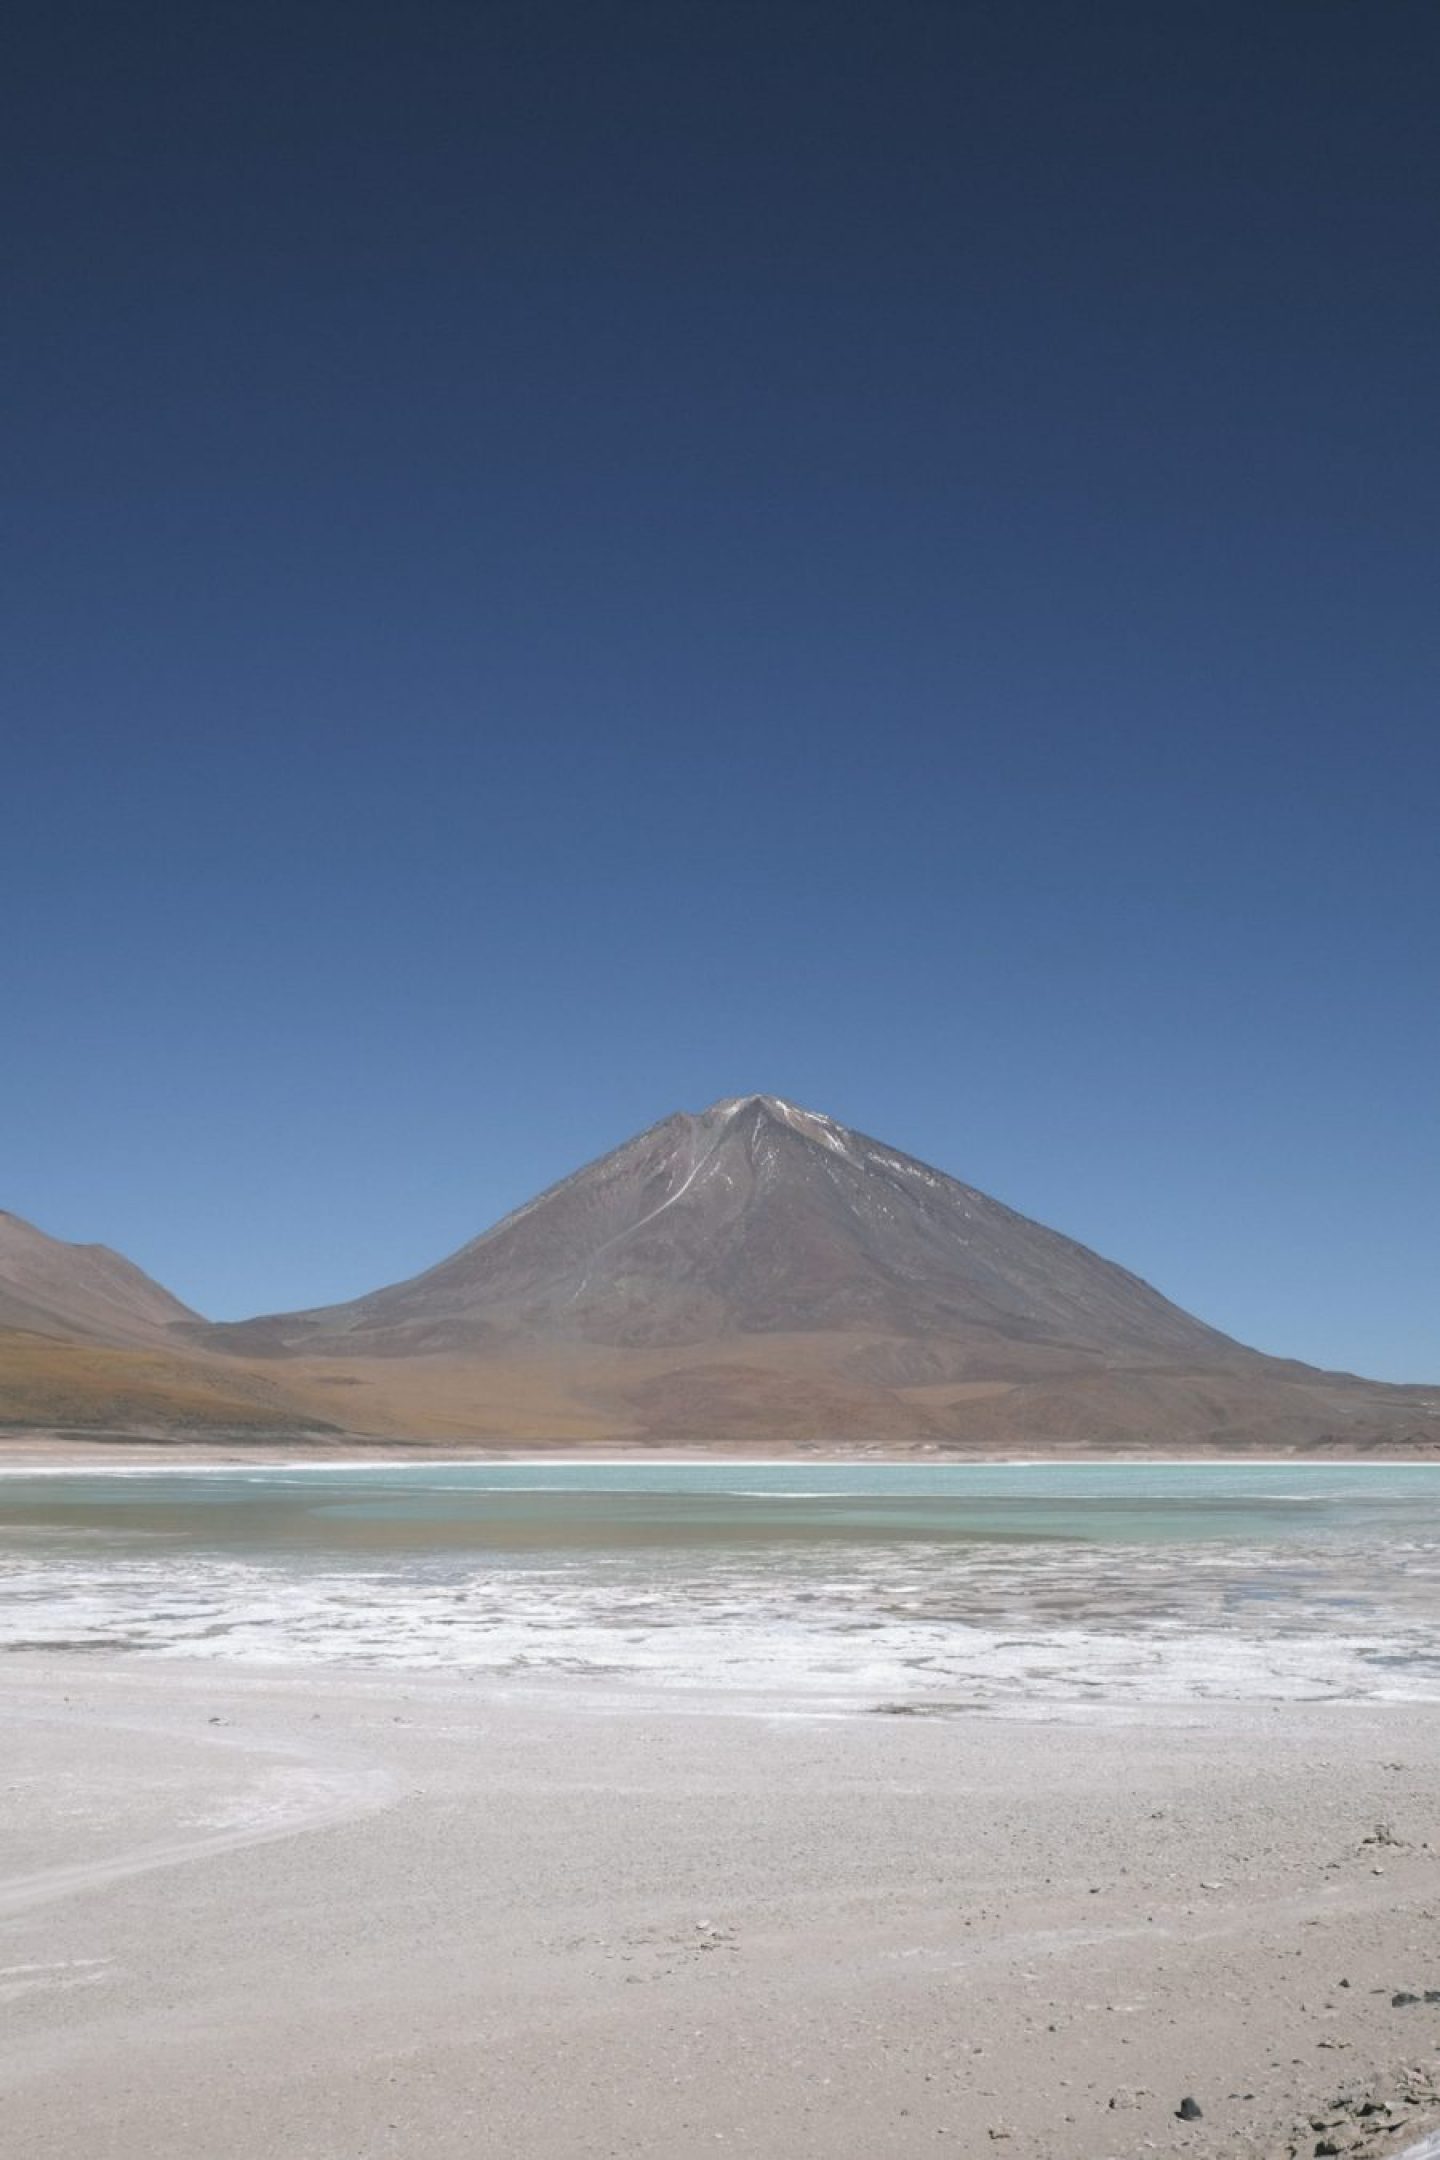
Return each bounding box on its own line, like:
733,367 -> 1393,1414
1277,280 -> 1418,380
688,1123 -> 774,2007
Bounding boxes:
0,1212 -> 330,1438
0,1209 -> 197,1345
4,1101 -> 1437,1452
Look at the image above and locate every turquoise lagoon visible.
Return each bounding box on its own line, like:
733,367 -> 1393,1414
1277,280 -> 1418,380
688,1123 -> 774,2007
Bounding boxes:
2,1462 -> 1438,1708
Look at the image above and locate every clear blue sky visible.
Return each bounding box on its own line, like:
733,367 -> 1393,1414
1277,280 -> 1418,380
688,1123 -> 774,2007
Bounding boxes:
3,2 -> 1436,1380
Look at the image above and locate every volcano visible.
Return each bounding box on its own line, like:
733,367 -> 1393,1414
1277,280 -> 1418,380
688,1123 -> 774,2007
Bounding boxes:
7,1099 -> 1437,1453
200,1095 -> 1258,1365
169,1096 -> 1434,1457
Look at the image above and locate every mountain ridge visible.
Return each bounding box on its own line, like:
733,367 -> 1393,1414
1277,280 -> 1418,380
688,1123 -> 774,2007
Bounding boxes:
0,1208 -> 197,1347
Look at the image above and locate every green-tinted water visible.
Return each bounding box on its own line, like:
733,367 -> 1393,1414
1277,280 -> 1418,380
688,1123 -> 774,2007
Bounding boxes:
3,1460 -> 1438,1550
3,1463 -> 1438,1706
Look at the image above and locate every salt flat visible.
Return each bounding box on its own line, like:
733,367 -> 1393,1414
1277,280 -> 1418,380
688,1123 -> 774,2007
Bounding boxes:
3,1657 -> 1440,2160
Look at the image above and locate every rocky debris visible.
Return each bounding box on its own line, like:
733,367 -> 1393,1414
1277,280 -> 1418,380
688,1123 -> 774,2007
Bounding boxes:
1250,2070 -> 1440,2159
1177,2095 -> 1204,2120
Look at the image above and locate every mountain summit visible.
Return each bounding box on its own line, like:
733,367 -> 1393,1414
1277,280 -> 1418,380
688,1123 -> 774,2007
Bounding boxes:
207,1095 -> 1254,1366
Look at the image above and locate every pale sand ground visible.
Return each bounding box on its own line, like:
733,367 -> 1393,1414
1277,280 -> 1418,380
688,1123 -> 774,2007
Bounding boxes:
3,1662 -> 1440,2158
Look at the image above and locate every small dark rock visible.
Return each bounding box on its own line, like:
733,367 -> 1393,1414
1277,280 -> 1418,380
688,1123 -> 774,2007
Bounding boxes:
1176,2096 -> 1203,2121
1391,1990 -> 1421,2006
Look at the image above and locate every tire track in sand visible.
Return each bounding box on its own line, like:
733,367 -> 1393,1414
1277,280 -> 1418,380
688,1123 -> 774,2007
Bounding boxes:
0,1700 -> 403,1918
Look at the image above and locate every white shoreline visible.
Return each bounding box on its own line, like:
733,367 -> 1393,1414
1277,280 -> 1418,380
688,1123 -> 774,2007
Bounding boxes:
4,1455 -> 1440,1474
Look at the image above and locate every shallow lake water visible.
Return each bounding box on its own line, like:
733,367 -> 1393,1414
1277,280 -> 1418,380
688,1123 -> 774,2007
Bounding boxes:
3,1461 -> 1438,1710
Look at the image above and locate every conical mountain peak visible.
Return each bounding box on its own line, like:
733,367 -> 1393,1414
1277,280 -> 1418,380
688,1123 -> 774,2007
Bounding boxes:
702,1093 -> 851,1145
201,1098 -> 1251,1368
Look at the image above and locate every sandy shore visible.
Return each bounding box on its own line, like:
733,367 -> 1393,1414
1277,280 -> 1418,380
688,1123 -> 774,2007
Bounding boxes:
4,1432 -> 1439,1465
1,1660 -> 1439,2158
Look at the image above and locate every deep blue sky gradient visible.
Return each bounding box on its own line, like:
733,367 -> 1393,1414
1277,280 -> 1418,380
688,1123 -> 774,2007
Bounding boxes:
3,2 -> 1437,1377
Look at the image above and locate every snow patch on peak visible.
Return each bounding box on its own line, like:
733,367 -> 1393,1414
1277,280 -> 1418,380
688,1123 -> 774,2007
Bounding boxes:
706,1094 -> 838,1127
771,1101 -> 852,1156
701,1094 -> 856,1158
741,1096 -> 853,1153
